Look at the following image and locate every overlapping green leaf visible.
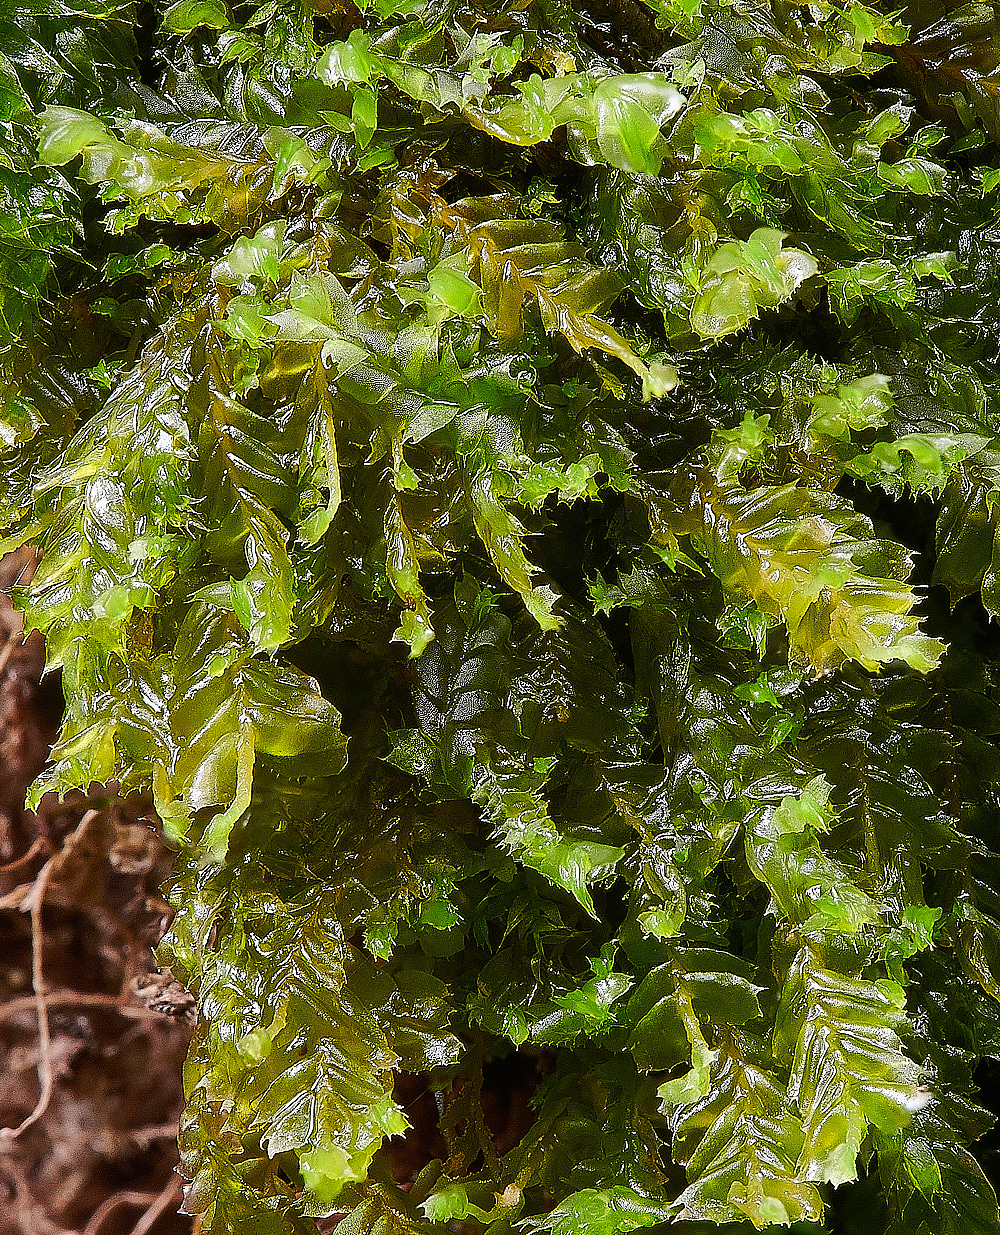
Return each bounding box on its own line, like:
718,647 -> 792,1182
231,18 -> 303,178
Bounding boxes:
776,951 -> 925,1185
683,478 -> 946,674
665,1034 -> 823,1228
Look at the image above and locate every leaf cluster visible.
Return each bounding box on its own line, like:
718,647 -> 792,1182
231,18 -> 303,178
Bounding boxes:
5,0 -> 1000,1231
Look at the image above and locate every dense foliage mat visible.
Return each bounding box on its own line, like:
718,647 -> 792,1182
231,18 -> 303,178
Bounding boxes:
0,549 -> 193,1235
5,0 -> 1000,1229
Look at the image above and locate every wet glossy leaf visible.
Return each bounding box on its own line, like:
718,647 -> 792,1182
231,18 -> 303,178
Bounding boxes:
524,1187 -> 671,1235
684,479 -> 945,674
666,1036 -> 823,1227
776,954 -> 925,1184
690,229 -> 819,340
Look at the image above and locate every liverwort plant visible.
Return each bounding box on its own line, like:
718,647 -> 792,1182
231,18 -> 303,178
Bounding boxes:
5,0 -> 1000,1229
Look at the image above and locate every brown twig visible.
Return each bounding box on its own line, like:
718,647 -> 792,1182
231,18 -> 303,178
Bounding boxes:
0,835 -> 50,875
0,990 -> 164,1024
81,1189 -> 163,1235
128,1173 -> 183,1235
2,854 -> 59,1142
0,810 -> 100,1144
0,1156 -> 74,1235
130,1121 -> 181,1150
